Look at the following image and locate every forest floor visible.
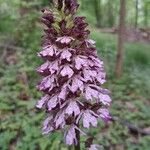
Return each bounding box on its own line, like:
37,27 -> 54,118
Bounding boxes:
0,27 -> 150,149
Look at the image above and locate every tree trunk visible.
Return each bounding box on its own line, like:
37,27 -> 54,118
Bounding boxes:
144,2 -> 148,27
135,0 -> 139,28
107,0 -> 115,27
115,0 -> 126,78
94,0 -> 102,27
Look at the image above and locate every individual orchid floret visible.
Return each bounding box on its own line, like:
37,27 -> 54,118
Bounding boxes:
82,110 -> 98,128
47,95 -> 58,111
38,45 -> 57,57
55,111 -> 66,129
98,108 -> 111,122
65,101 -> 80,116
56,36 -> 74,44
36,0 -> 112,149
98,93 -> 112,105
42,117 -> 54,135
65,125 -> 86,145
68,75 -> 84,93
64,0 -> 79,14
65,125 -> 78,145
60,65 -> 74,78
58,84 -> 67,100
36,95 -> 50,109
85,85 -> 99,100
75,55 -> 87,70
60,49 -> 72,61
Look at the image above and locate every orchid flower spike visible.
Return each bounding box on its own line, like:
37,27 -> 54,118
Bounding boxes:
36,0 -> 112,148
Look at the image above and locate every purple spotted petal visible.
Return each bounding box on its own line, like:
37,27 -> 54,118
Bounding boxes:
42,117 -> 54,134
83,110 -> 98,128
55,111 -> 65,128
98,108 -> 111,121
98,94 -> 111,105
65,101 -> 80,116
36,61 -> 49,73
48,61 -> 59,74
69,76 -> 84,93
97,72 -> 106,84
90,56 -> 103,67
47,95 -> 58,111
56,36 -> 74,44
38,45 -> 57,57
37,75 -> 55,91
85,86 -> 99,100
83,69 -> 97,82
75,55 -> 87,70
60,65 -> 74,78
36,95 -> 50,108
65,125 -> 77,145
58,85 -> 67,100
61,49 -> 72,61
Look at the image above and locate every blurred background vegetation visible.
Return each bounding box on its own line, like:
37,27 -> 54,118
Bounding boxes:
0,0 -> 150,150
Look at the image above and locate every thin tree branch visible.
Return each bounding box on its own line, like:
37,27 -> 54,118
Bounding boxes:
111,116 -> 150,136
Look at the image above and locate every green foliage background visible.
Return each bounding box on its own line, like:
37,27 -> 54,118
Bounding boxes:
0,0 -> 150,150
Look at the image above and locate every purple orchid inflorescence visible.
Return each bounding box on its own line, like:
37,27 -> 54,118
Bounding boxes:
36,0 -> 111,148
